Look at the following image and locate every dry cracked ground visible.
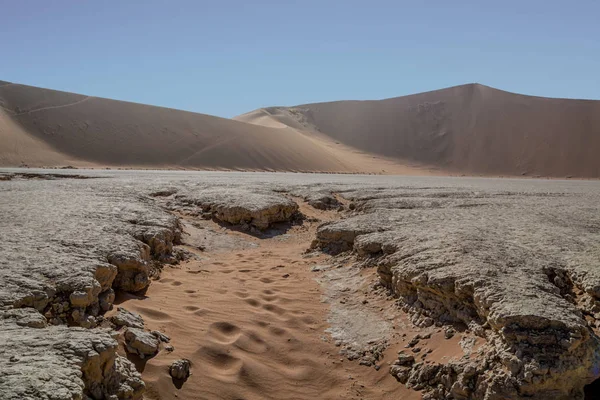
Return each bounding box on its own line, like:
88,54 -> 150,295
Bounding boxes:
1,169 -> 600,400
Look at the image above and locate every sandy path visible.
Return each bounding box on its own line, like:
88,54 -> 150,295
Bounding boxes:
115,202 -> 477,399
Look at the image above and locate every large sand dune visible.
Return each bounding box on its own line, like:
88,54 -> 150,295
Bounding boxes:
0,82 -> 426,174
237,84 -> 600,178
2,81 -> 599,176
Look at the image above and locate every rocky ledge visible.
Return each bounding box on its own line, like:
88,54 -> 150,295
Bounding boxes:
0,308 -> 144,400
168,188 -> 300,229
0,175 -> 182,399
312,186 -> 600,399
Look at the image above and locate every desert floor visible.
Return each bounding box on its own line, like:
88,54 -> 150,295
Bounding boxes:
2,169 -> 600,400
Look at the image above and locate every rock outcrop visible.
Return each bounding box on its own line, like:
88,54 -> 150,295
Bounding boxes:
0,173 -> 182,399
172,188 -> 299,229
0,308 -> 144,400
111,307 -> 145,330
312,185 -> 600,399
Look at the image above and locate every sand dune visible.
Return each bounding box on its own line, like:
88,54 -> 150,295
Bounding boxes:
237,84 -> 600,178
0,82 -> 427,174
2,81 -> 599,176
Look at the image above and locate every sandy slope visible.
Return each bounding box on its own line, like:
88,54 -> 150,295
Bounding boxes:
236,84 -> 600,178
0,82 -> 427,174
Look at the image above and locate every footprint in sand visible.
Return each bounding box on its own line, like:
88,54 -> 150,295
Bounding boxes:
268,326 -> 287,336
196,344 -> 243,376
207,321 -> 242,344
244,298 -> 261,307
234,330 -> 268,354
193,309 -> 210,317
275,296 -> 292,305
234,291 -> 250,298
283,317 -> 303,329
260,277 -> 273,284
186,270 -> 204,275
300,315 -> 317,325
262,304 -> 286,315
184,305 -> 201,311
184,289 -> 197,294
171,281 -> 183,286
260,294 -> 278,302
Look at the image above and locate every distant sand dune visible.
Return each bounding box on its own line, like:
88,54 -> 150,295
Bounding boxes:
1,81 -> 599,176
237,84 -> 600,178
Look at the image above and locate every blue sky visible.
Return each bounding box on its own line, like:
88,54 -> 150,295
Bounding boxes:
1,1 -> 599,118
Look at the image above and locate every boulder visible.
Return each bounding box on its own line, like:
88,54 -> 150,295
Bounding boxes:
124,328 -> 159,359
111,308 -> 144,330
169,359 -> 191,380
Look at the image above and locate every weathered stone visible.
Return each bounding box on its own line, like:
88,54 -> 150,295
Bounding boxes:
173,188 -> 299,230
396,352 -> 415,366
444,327 -> 456,339
99,289 -> 116,312
169,359 -> 191,380
407,336 -> 420,347
313,183 -> 600,399
301,190 -> 341,210
111,308 -> 144,330
124,328 -> 159,358
151,330 -> 170,343
390,365 -> 412,384
0,309 -> 144,399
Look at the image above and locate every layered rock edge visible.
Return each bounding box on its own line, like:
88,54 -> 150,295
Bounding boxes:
0,175 -> 183,399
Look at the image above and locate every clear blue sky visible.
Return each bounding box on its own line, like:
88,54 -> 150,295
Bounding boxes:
1,1 -> 598,118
